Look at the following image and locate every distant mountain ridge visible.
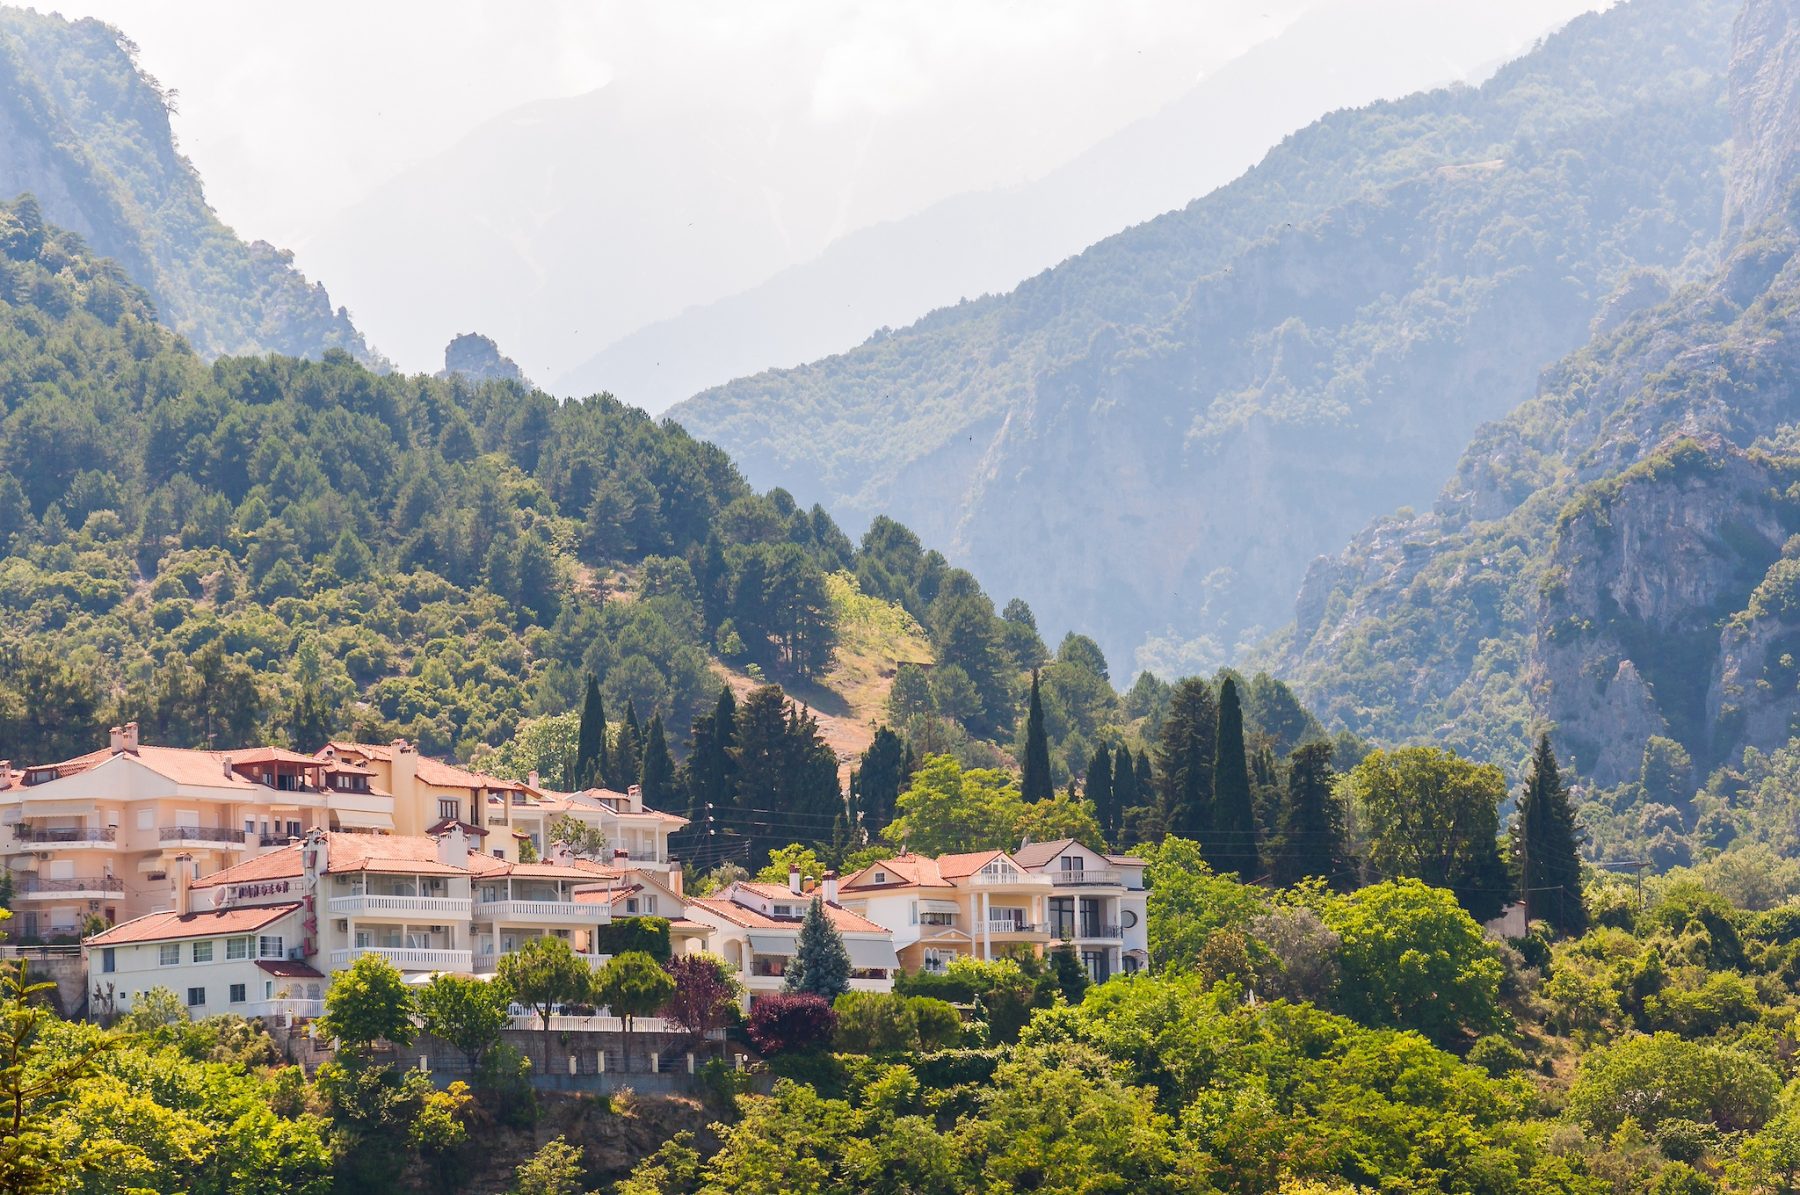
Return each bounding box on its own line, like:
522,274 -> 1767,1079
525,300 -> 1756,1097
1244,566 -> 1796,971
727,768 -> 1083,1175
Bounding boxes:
0,7 -> 382,363
672,0 -> 1739,676
559,0 -> 1596,411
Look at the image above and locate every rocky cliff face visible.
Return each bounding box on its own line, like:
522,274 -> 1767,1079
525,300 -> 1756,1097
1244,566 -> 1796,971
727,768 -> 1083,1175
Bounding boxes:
1724,0 -> 1800,235
436,333 -> 529,387
1278,0 -> 1800,789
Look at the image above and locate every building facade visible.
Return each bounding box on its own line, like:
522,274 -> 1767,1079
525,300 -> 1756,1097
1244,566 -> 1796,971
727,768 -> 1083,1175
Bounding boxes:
685,871 -> 898,1008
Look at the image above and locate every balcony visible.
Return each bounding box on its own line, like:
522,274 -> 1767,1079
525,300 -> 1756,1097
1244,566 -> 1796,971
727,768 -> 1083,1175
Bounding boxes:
1055,923 -> 1123,941
13,826 -> 115,846
1047,868 -> 1121,887
986,920 -> 1049,936
159,826 -> 248,848
475,898 -> 604,924
251,998 -> 324,1022
330,946 -> 472,972
328,893 -> 471,918
16,876 -> 124,899
476,951 -> 609,975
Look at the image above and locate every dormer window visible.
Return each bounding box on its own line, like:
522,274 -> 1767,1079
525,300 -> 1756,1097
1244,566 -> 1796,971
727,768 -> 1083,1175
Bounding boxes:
873,871 -> 887,884
773,904 -> 794,918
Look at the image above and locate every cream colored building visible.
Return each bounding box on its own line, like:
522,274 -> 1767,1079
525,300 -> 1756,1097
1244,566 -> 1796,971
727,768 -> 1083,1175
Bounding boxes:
1,724 -> 394,935
840,839 -> 1149,981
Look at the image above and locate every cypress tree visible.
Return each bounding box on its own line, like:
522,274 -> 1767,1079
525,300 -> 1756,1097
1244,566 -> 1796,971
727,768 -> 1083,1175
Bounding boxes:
640,714 -> 676,808
1156,679 -> 1216,841
1517,733 -> 1587,934
574,675 -> 608,789
1135,749 -> 1153,805
856,727 -> 906,837
684,686 -> 737,825
614,700 -> 643,790
1210,677 -> 1258,877
785,895 -> 851,1000
1272,741 -> 1350,889
1084,744 -> 1115,845
1021,670 -> 1053,802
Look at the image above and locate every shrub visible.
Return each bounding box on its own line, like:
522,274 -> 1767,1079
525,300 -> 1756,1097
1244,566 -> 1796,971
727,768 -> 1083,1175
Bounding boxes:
747,993 -> 836,1056
1467,1035 -> 1528,1078
1568,1032 -> 1779,1134
908,997 -> 963,1051
833,991 -> 917,1054
594,916 -> 673,963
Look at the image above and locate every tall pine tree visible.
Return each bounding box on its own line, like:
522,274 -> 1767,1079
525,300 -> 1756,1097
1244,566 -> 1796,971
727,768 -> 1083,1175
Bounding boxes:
1156,679 -> 1217,841
731,685 -> 843,865
785,895 -> 851,1000
1517,733 -> 1587,934
1272,741 -> 1350,889
1085,744 -> 1115,845
1021,670 -> 1053,803
684,686 -> 738,825
574,675 -> 609,789
1210,676 -> 1259,877
640,714 -> 676,809
614,700 -> 644,790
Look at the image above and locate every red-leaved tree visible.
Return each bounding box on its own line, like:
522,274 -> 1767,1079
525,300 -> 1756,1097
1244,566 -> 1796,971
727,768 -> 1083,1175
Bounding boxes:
746,992 -> 835,1056
661,953 -> 741,1050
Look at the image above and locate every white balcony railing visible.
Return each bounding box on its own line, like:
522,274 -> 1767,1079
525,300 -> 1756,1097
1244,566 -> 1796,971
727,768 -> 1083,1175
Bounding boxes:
474,951 -> 609,976
330,947 -> 472,971
986,920 -> 1049,935
474,899 -> 604,924
328,894 -> 471,918
251,998 -> 324,1022
1048,868 -> 1121,887
158,826 -> 247,846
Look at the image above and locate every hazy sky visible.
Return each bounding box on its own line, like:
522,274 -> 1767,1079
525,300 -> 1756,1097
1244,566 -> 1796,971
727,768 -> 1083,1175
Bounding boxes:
42,0 -> 1323,252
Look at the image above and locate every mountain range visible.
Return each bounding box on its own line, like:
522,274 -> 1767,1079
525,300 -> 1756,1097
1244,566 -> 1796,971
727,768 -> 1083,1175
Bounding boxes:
672,0 -> 1741,681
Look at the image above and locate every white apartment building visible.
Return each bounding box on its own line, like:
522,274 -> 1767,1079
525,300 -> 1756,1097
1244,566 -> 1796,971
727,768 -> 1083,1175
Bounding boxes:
685,870 -> 898,1009
1011,839 -> 1149,981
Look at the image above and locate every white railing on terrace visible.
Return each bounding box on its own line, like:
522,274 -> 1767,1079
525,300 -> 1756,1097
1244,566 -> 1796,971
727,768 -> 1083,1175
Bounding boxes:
475,952 -> 609,975
967,872 -> 1049,886
159,826 -> 246,845
504,1010 -> 698,1034
986,920 -> 1049,935
474,899 -> 601,923
330,947 -> 471,971
329,894 -> 472,917
1048,868 -> 1120,887
251,998 -> 324,1022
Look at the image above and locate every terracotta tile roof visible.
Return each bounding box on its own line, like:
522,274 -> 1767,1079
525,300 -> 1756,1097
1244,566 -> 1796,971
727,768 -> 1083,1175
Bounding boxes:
225,747 -> 323,768
1104,854 -> 1148,867
190,846 -> 304,888
842,854 -> 954,891
257,960 -> 325,978
690,887 -> 887,934
935,850 -> 1006,878
321,743 -> 524,792
29,745 -> 268,790
87,903 -> 301,945
193,833 -> 476,887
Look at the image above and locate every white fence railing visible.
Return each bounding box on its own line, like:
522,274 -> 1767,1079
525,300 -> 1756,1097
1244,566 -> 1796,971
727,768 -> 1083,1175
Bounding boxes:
474,899 -> 601,923
330,947 -> 472,971
329,894 -> 472,917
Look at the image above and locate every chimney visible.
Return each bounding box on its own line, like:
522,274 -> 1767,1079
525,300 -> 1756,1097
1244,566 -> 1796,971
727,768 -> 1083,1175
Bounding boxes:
435,822 -> 469,868
627,783 -> 643,812
823,869 -> 838,905
802,875 -> 815,894
527,770 -> 540,789
788,864 -> 802,896
108,725 -> 124,753
549,841 -> 575,867
668,858 -> 683,898
123,722 -> 139,752
0,761 -> 11,790
613,848 -> 630,871
173,853 -> 193,917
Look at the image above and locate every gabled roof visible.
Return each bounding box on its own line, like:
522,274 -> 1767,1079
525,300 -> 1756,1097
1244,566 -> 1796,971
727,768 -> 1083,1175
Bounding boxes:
225,747 -> 322,768
1011,839 -> 1087,869
841,854 -> 955,891
321,742 -> 525,792
687,892 -> 887,934
28,744 -> 267,791
87,903 -> 301,945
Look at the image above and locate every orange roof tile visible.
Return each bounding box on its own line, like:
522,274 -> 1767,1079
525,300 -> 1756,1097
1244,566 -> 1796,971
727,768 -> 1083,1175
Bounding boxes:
690,887 -> 887,934
87,903 -> 301,945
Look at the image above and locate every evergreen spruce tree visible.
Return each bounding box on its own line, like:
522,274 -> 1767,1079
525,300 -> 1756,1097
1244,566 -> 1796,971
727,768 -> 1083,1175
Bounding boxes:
1156,679 -> 1217,842
1021,670 -> 1054,803
1272,742 -> 1351,889
640,714 -> 676,808
1517,733 -> 1588,934
856,727 -> 906,837
614,700 -> 644,790
1084,744 -> 1115,845
574,675 -> 609,789
1210,676 -> 1259,877
785,895 -> 852,1001
1135,749 -> 1153,804
731,685 -> 842,865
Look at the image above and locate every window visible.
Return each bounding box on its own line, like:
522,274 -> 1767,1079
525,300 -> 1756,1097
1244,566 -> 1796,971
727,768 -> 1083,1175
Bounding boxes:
136,809 -> 154,831
438,798 -> 460,822
159,944 -> 179,966
1121,909 -> 1139,929
258,935 -> 284,960
192,941 -> 213,963
642,896 -> 657,914
101,948 -> 115,974
265,981 -> 274,999
226,937 -> 249,960
773,904 -> 794,918
874,871 -> 887,884
186,987 -> 205,1008
229,983 -> 245,1003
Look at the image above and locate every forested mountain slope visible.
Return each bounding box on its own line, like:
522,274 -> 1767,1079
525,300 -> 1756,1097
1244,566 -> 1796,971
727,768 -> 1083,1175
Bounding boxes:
0,7 -> 381,363
671,0 -> 1738,675
1275,0 -> 1800,863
